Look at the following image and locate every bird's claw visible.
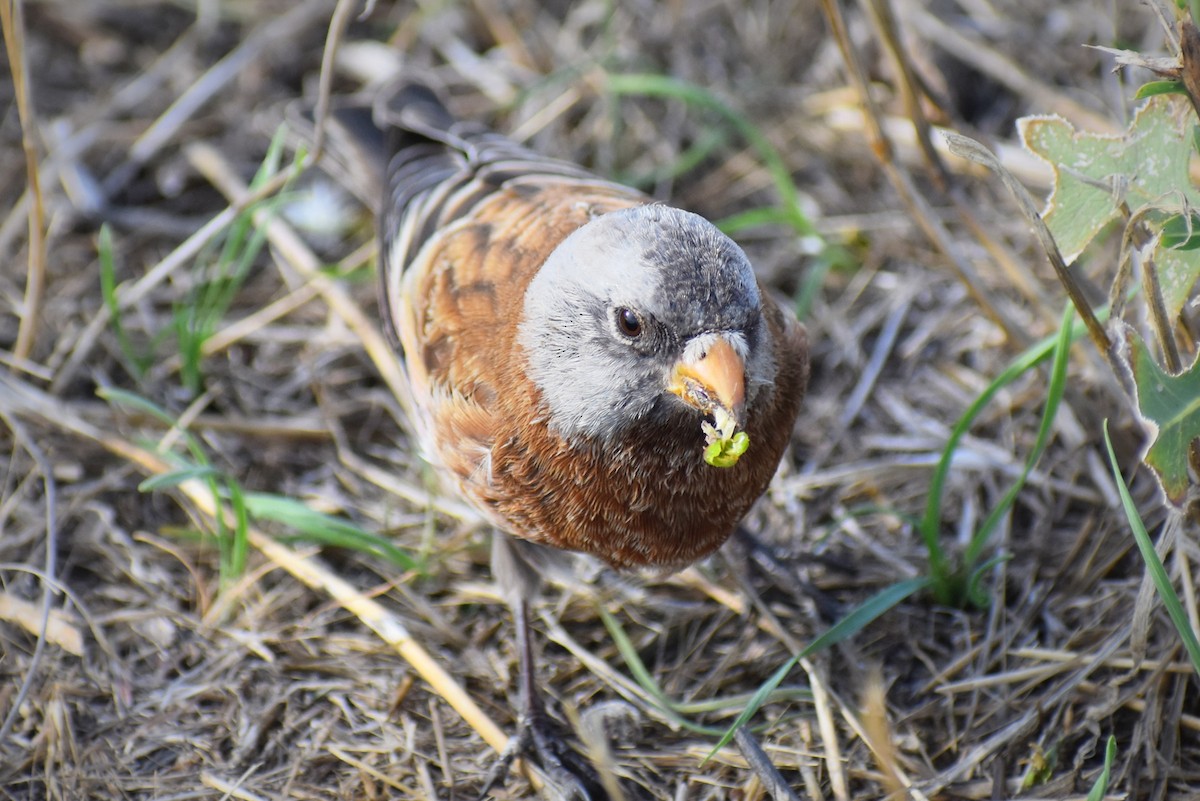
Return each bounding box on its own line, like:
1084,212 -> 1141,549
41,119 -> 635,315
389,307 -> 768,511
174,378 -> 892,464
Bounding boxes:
476,709 -> 605,801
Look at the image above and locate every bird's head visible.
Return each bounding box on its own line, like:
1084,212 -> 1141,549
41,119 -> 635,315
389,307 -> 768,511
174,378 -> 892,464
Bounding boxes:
518,205 -> 777,466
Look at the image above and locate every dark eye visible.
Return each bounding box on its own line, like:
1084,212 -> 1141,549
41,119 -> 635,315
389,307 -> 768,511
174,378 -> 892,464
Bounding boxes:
615,307 -> 642,338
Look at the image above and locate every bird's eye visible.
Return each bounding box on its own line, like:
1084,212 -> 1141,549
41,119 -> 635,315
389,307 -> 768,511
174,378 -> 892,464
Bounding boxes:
615,307 -> 643,338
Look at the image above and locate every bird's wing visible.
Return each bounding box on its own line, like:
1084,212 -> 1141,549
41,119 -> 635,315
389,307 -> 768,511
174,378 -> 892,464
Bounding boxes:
357,81 -> 646,487
393,180 -> 644,486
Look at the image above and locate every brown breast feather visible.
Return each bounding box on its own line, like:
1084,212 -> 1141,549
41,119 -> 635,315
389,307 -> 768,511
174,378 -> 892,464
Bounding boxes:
393,179 -> 809,570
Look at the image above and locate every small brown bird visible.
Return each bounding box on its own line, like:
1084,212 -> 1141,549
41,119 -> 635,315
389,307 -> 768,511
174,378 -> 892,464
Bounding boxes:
314,80 -> 810,796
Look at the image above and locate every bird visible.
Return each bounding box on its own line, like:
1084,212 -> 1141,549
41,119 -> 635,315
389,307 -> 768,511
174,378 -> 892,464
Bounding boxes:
306,79 -> 811,798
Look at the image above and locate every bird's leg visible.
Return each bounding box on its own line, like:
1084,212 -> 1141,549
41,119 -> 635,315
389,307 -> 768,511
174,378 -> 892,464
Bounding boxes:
477,536 -> 607,800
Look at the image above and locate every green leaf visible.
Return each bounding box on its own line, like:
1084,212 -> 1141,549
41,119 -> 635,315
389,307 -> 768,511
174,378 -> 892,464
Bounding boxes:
1155,229 -> 1200,315
1159,213 -> 1200,250
1124,330 -> 1200,506
1019,96 -> 1200,319
1020,742 -> 1058,789
1135,80 -> 1187,99
1019,96 -> 1194,259
704,431 -> 750,468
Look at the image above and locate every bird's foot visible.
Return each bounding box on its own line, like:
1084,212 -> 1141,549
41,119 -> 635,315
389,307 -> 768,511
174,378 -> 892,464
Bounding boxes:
476,706 -> 606,801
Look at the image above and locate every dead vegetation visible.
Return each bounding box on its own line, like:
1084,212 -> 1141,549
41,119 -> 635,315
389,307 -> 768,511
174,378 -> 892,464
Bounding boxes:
1,0 -> 1197,799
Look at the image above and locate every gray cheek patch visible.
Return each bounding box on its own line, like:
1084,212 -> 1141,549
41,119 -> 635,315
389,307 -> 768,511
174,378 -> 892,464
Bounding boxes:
518,216 -> 665,441
517,205 -> 766,441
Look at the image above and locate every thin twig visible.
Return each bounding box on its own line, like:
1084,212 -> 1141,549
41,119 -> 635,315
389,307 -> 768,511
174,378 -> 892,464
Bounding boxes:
0,372 -> 512,756
864,0 -> 948,188
1,0 -> 46,362
817,0 -> 1032,347
311,0 -> 365,163
0,409 -> 58,751
943,132 -> 1115,360
102,0 -> 333,198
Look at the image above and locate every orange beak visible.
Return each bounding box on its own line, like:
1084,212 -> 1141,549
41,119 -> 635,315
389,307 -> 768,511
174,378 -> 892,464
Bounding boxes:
668,336 -> 746,421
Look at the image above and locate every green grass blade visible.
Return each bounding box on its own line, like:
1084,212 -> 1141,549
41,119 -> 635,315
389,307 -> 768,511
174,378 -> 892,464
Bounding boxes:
667,688 -> 812,716
603,73 -> 816,238
97,386 -> 177,427
1085,736 -> 1117,801
99,385 -> 249,586
245,492 -> 419,571
224,476 -> 250,583
964,304 -> 1073,569
138,465 -> 222,492
97,386 -> 213,468
596,605 -> 812,722
603,72 -> 853,325
920,311 -> 1093,604
175,127 -> 295,395
1103,420 -> 1200,675
791,250 -> 835,322
707,576 -> 929,759
716,206 -> 799,236
619,127 -> 729,188
596,605 -> 723,735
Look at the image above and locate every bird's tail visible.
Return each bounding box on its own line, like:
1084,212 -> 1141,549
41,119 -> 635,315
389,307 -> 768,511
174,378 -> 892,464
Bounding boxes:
286,78 -> 471,213
291,78 -> 614,213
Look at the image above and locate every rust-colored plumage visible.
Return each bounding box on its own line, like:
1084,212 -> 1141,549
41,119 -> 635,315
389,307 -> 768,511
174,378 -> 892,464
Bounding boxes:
317,78 -> 811,795
384,174 -> 808,569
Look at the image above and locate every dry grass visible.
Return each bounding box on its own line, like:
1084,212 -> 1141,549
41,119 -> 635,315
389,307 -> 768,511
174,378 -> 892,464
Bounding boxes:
1,0 -> 1196,799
